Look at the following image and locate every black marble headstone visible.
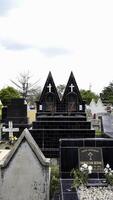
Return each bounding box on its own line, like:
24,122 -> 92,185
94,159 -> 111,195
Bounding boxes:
60,138 -> 113,179
79,147 -> 104,173
1,98 -> 28,138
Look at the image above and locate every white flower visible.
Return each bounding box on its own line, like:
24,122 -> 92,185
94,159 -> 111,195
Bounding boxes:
88,165 -> 93,171
80,167 -> 84,172
109,172 -> 112,176
82,163 -> 88,169
88,165 -> 93,174
104,168 -> 108,174
106,164 -> 110,168
88,170 -> 92,174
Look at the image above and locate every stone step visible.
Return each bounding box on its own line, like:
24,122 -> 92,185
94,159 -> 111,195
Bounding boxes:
87,178 -> 107,187
37,111 -> 86,116
36,116 -> 87,121
32,121 -> 91,129
30,129 -> 95,157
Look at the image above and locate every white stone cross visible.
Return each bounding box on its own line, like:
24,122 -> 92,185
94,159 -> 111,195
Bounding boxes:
47,83 -> 52,92
69,84 -> 74,92
2,121 -> 19,138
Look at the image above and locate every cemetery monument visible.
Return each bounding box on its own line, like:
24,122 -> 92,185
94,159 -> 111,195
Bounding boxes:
30,72 -> 95,157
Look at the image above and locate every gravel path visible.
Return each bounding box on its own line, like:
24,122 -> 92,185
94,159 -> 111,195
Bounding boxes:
78,186 -> 113,200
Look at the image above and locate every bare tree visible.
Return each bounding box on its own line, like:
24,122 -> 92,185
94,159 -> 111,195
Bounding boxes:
11,71 -> 41,104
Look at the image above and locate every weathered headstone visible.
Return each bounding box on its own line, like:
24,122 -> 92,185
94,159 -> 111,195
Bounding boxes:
96,98 -> 106,114
0,129 -> 50,200
101,113 -> 113,138
89,99 -> 97,115
89,98 -> 107,117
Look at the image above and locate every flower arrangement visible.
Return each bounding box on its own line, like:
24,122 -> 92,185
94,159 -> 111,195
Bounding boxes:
71,163 -> 93,189
104,164 -> 113,185
9,136 -> 17,145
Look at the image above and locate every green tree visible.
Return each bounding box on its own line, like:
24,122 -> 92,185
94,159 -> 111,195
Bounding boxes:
80,89 -> 99,105
100,82 -> 113,103
0,86 -> 21,105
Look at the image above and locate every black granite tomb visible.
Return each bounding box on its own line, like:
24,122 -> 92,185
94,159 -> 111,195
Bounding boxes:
59,137 -> 113,200
2,98 -> 28,138
60,138 -> 113,179
59,138 -> 113,200
30,72 -> 95,157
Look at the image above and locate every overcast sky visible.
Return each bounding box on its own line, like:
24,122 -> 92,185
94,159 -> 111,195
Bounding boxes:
0,0 -> 113,94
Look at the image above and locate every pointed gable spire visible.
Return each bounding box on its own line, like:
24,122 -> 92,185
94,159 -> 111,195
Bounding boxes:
62,71 -> 83,102
39,71 -> 60,102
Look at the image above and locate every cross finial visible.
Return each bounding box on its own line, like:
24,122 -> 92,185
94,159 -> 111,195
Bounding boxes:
69,84 -> 74,92
47,83 -> 52,92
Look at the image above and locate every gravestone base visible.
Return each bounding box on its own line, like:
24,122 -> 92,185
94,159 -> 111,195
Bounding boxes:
87,178 -> 107,187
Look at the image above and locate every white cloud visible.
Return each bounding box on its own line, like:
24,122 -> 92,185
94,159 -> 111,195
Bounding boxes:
0,0 -> 20,15
0,0 -> 113,94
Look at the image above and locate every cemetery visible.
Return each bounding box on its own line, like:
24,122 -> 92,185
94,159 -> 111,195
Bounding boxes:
0,72 -> 113,199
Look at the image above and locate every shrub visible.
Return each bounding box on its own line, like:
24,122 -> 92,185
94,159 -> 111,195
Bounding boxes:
104,164 -> 113,185
50,165 -> 60,199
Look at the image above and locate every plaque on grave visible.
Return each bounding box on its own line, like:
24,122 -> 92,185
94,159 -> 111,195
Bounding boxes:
45,94 -> 56,112
79,147 -> 104,173
67,95 -> 77,112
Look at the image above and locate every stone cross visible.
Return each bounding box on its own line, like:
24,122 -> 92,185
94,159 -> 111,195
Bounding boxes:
2,121 -> 19,138
69,84 -> 74,92
88,152 -> 93,161
47,83 -> 52,92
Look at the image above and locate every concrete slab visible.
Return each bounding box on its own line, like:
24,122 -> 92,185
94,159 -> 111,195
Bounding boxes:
0,149 -> 10,164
